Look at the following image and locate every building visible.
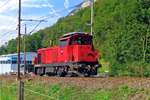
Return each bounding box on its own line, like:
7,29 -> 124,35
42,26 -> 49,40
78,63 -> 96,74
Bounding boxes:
0,52 -> 37,75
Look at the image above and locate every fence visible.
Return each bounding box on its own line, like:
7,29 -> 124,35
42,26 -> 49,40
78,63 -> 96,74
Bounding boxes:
0,80 -> 59,100
0,77 -> 95,100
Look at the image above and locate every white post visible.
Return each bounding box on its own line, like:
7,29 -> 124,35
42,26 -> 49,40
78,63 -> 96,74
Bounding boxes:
91,0 -> 94,35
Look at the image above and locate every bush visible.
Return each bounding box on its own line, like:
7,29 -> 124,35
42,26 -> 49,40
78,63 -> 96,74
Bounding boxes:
110,62 -> 150,77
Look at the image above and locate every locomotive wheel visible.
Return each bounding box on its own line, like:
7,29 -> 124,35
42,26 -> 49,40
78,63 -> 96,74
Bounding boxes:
89,67 -> 97,75
57,70 -> 67,77
34,67 -> 45,76
57,66 -> 68,77
82,66 -> 98,76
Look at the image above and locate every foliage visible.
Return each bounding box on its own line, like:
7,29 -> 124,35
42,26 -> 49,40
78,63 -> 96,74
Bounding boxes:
1,0 -> 150,76
0,81 -> 150,100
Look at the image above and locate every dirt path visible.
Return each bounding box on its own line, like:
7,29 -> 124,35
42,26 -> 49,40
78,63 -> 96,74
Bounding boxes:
1,75 -> 150,89
34,76 -> 150,89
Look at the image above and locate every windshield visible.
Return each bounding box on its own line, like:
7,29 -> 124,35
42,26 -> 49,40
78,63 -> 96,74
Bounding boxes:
71,36 -> 92,45
59,39 -> 68,47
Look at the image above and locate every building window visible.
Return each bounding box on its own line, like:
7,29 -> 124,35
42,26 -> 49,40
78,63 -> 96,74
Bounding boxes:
12,61 -> 17,64
0,60 -> 11,64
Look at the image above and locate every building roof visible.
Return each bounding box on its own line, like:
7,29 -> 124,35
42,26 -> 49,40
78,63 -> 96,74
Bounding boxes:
0,52 -> 36,57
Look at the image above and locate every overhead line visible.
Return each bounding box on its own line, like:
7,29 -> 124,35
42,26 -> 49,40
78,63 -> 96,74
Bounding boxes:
45,0 -> 61,18
21,19 -> 47,22
0,31 -> 17,42
0,0 -> 10,9
20,3 -> 82,35
0,16 -> 18,40
28,21 -> 42,34
0,29 -> 17,38
0,2 -> 82,42
20,2 -> 82,34
38,3 -> 81,20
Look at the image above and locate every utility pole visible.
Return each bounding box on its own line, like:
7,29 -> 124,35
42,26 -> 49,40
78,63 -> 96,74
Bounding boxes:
17,0 -> 21,80
24,24 -> 27,75
21,20 -> 46,74
21,19 -> 47,35
18,0 -> 24,100
91,0 -> 94,35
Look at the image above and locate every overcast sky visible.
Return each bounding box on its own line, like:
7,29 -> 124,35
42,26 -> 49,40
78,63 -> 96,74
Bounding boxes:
0,0 -> 83,46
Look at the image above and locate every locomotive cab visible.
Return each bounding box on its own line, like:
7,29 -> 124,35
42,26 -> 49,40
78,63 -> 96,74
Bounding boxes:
58,32 -> 99,63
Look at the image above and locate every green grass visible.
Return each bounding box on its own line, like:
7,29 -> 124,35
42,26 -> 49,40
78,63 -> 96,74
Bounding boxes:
0,82 -> 17,100
0,81 -> 150,100
98,59 -> 110,74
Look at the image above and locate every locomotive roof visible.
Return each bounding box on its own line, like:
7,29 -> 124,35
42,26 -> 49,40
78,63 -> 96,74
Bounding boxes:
59,32 -> 92,41
63,32 -> 90,37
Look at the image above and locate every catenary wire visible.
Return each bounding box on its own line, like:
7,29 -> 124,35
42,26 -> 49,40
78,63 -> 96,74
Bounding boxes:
22,2 -> 82,35
0,2 -> 82,43
0,0 -> 11,9
38,3 -> 81,20
28,21 -> 43,34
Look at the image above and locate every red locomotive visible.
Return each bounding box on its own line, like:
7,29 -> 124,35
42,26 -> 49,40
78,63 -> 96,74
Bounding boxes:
33,32 -> 101,76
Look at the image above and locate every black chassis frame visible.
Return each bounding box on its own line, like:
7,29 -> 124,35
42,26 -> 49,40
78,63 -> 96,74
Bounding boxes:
34,61 -> 101,68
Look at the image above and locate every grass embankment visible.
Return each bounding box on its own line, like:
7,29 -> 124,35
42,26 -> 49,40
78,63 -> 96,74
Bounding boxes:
0,79 -> 150,100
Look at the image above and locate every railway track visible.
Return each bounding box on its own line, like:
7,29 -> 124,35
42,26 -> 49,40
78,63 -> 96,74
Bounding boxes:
1,75 -> 150,90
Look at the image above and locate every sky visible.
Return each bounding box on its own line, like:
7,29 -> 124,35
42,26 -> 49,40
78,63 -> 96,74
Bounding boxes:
0,0 -> 83,46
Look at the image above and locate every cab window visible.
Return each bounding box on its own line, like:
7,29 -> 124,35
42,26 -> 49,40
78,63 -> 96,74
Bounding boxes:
59,39 -> 68,47
71,36 -> 92,45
